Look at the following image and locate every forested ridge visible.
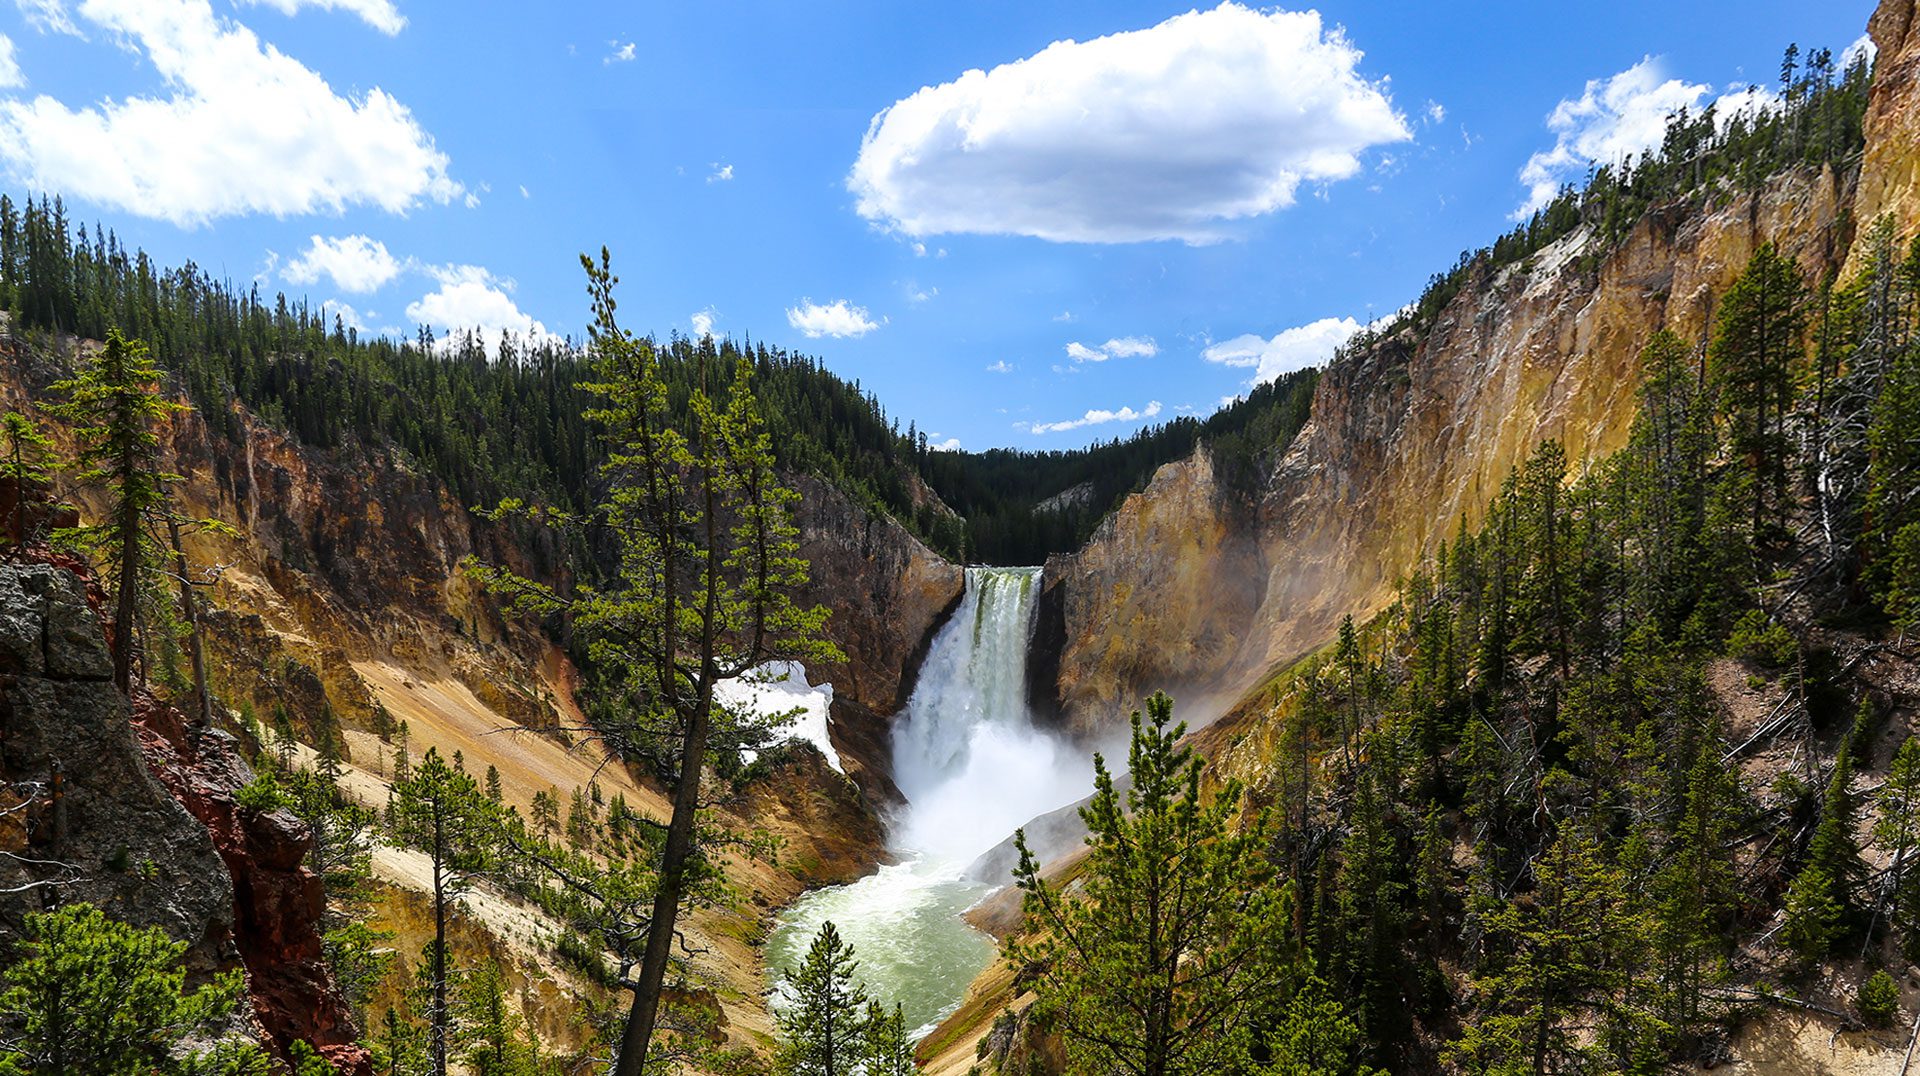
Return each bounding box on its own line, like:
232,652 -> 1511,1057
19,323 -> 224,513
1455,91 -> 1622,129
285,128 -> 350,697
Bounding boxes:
1171,220 -> 1920,1071
0,207 -> 1321,566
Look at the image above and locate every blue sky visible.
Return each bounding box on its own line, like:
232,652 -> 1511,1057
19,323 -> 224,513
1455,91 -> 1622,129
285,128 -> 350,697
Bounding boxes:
0,0 -> 1877,451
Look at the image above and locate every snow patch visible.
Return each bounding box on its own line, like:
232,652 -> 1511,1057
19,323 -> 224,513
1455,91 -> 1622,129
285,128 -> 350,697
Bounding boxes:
715,661 -> 843,774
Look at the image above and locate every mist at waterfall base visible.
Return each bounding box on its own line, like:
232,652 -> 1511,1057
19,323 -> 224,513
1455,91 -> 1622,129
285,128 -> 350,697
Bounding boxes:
766,568 -> 1092,1039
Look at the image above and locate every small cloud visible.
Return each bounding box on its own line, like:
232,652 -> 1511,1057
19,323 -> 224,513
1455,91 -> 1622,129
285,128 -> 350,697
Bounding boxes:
1028,399 -> 1162,435
986,360 -> 1013,373
15,0 -> 80,36
1052,310 -> 1075,323
928,436 -> 963,451
786,298 -> 882,339
1511,56 -> 1773,219
0,35 -> 25,90
321,299 -> 371,332
1203,316 -> 1360,384
606,40 -> 636,65
1066,336 -> 1158,362
406,264 -> 561,353
690,307 -> 718,338
707,163 -> 734,183
1842,33 -> 1878,70
905,283 -> 937,304
283,234 -> 407,294
238,0 -> 406,36
518,184 -> 530,199
1424,100 -> 1445,124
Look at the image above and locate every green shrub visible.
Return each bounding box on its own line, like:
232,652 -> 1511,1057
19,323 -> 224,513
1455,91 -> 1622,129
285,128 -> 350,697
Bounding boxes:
1861,969 -> 1900,1027
1728,609 -> 1797,668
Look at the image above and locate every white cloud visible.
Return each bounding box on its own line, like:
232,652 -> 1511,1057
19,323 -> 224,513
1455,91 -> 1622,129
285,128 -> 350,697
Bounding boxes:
986,360 -> 1013,373
406,264 -> 559,353
14,0 -> 79,36
849,2 -> 1409,244
1842,33 -> 1877,71
906,282 -> 936,304
0,0 -> 462,226
1512,57 -> 1779,219
0,35 -> 23,89
1053,310 -> 1075,323
929,436 -> 962,451
1425,100 -> 1445,124
707,162 -> 733,183
1066,336 -> 1157,362
606,40 -> 635,64
786,298 -> 881,339
1203,315 -> 1360,384
320,298 -> 370,332
518,184 -> 530,198
690,307 -> 717,338
283,233 -> 405,293
1028,399 -> 1162,435
237,0 -> 405,35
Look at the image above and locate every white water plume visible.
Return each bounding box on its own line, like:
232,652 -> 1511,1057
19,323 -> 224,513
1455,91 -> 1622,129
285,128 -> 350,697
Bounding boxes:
890,566 -> 1090,862
767,566 -> 1092,1039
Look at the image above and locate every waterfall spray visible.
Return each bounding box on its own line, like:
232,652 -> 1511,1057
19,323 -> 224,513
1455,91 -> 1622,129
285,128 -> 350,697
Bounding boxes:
766,566 -> 1090,1039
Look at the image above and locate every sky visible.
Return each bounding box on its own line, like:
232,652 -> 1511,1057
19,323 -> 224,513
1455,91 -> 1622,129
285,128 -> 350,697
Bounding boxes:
0,0 -> 1880,452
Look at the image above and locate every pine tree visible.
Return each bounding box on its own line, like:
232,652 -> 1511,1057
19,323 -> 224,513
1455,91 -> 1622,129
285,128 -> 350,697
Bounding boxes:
0,409 -> 56,552
0,902 -> 273,1075
1709,243 -> 1808,537
46,328 -> 184,693
861,1002 -> 916,1076
1448,827 -> 1639,1076
453,959 -> 537,1076
1263,965 -> 1383,1076
777,922 -> 871,1076
470,249 -> 840,1076
1009,692 -> 1295,1076
390,747 -> 494,1076
1782,736 -> 1863,965
1876,736 -> 1920,957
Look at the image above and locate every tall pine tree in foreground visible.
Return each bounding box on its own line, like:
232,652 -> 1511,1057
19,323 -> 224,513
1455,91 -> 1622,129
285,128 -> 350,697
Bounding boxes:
472,249 -> 840,1076
47,328 -> 183,693
777,922 -> 870,1076
1009,692 -> 1298,1076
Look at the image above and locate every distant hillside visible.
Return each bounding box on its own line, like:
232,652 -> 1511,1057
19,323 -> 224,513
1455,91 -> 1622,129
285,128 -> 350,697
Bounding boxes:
0,202 -> 1321,566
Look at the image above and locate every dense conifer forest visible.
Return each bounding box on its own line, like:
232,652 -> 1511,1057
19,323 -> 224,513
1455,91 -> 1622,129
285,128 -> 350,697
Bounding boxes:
0,210 -> 1319,565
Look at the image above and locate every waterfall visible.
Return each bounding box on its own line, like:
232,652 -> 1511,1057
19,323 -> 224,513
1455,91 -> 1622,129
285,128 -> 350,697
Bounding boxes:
890,566 -> 1087,862
768,567 -> 1088,1038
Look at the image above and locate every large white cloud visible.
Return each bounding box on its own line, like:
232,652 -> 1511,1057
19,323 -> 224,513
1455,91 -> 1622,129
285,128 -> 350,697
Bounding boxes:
849,3 -> 1409,245
1028,399 -> 1162,435
284,234 -> 405,294
237,0 -> 404,35
405,265 -> 558,353
786,298 -> 881,339
1204,316 -> 1360,384
1513,57 -> 1780,218
0,0 -> 462,226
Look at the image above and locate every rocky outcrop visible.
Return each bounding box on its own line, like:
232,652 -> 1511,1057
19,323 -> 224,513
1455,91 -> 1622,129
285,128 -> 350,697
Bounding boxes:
1852,0 -> 1920,275
0,561 -> 239,975
792,474 -> 964,715
791,473 -> 964,799
1043,164 -> 1858,735
0,559 -> 368,1074
136,720 -> 371,1075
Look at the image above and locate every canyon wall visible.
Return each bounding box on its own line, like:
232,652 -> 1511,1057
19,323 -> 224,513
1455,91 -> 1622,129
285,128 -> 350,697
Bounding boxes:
1043,160 -> 1880,736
